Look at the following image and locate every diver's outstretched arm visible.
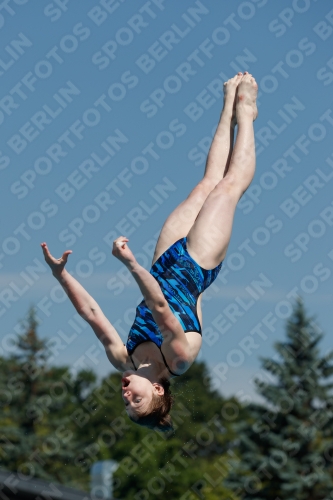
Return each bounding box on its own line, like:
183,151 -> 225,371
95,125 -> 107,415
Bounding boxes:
113,237 -> 189,358
113,237 -> 172,309
112,237 -> 168,312
41,242 -> 127,369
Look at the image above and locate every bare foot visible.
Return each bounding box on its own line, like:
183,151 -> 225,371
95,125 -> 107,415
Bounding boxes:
236,72 -> 258,122
223,72 -> 243,126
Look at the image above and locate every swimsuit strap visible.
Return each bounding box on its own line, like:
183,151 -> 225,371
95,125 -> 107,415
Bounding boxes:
129,349 -> 181,377
130,353 -> 137,370
159,347 -> 181,377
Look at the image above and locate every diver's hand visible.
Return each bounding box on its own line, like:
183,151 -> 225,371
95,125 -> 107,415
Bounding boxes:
41,242 -> 72,276
112,236 -> 136,269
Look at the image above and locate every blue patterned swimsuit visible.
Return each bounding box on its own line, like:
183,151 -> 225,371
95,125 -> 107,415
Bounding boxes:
126,237 -> 223,376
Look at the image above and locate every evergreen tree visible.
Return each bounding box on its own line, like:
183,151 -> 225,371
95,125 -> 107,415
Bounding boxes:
0,308 -> 252,498
0,307 -> 96,490
226,300 -> 333,499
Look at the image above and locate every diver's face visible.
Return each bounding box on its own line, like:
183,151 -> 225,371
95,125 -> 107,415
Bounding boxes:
121,371 -> 156,418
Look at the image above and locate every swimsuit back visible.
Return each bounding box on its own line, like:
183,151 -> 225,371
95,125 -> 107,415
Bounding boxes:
126,237 -> 223,376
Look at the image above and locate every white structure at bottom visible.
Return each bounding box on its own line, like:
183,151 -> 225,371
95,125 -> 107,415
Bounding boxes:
90,460 -> 118,500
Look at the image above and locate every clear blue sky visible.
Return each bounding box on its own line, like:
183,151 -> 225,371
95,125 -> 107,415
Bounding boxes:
1,0 -> 333,404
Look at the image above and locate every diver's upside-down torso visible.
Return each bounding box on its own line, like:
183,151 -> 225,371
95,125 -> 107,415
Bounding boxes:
122,237 -> 223,375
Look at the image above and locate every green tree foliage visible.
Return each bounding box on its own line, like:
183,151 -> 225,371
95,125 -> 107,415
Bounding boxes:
0,308 -> 249,499
226,300 -> 333,499
0,307 -> 97,490
4,302 -> 333,498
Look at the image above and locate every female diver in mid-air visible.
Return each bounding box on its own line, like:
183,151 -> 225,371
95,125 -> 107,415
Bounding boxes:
41,72 -> 258,431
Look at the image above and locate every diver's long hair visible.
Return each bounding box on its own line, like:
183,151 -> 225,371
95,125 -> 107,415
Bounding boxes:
128,377 -> 174,432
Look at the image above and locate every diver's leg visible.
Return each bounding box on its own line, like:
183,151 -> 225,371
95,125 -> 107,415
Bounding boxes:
186,73 -> 258,269
152,73 -> 243,265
